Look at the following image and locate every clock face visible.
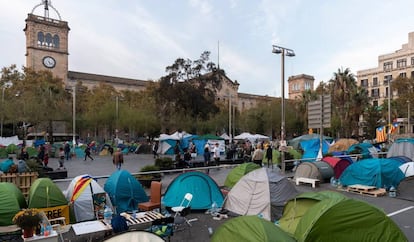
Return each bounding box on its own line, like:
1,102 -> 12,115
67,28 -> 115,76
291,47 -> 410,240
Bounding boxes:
43,56 -> 56,68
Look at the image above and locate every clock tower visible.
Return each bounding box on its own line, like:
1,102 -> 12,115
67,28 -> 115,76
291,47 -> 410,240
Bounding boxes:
24,0 -> 70,83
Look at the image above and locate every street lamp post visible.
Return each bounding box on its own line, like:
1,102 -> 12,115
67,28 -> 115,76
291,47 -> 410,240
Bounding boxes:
272,45 -> 295,173
387,76 -> 392,140
72,85 -> 76,145
408,100 -> 411,134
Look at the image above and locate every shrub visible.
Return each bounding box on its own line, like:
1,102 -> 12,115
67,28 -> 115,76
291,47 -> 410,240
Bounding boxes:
155,157 -> 174,170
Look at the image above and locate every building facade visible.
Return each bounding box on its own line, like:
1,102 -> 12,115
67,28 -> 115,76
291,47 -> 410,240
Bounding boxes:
357,32 -> 414,107
288,74 -> 315,100
23,1 -> 314,116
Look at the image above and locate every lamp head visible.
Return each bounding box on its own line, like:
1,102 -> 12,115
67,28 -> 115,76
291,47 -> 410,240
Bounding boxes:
286,50 -> 295,57
272,46 -> 282,54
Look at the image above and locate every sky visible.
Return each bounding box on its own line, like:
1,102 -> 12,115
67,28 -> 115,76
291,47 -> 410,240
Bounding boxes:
1,0 -> 414,97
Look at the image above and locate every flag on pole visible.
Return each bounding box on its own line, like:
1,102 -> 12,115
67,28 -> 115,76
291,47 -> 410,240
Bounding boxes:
376,126 -> 387,143
389,122 -> 398,134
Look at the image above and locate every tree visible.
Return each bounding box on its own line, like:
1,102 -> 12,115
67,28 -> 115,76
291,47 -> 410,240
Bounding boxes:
151,51 -> 220,132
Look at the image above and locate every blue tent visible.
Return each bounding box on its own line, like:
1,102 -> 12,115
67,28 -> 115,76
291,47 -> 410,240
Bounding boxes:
104,170 -> 148,214
162,171 -> 224,210
339,158 -> 406,189
300,138 -> 330,161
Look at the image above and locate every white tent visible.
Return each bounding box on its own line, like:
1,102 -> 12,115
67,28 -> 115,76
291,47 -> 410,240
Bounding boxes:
65,174 -> 113,222
224,168 -> 298,221
159,131 -> 192,141
220,133 -> 231,140
233,132 -> 270,143
400,162 -> 414,177
104,231 -> 164,242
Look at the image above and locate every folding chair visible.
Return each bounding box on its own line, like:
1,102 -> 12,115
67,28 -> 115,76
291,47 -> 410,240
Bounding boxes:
138,181 -> 162,211
171,193 -> 198,236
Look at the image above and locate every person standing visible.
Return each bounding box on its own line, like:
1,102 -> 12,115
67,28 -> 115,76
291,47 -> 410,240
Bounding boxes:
64,142 -> 71,161
84,145 -> 94,161
58,147 -> 65,170
266,144 -> 273,167
152,141 -> 159,159
213,143 -> 220,165
113,148 -> 124,170
37,144 -> 45,165
203,143 -> 211,165
252,144 -> 264,167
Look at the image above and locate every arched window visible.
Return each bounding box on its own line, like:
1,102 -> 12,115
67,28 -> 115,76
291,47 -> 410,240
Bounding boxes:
53,35 -> 60,48
45,33 -> 52,47
37,32 -> 44,46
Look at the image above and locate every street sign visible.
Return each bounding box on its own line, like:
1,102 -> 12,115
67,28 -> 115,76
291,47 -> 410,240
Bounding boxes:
308,95 -> 331,129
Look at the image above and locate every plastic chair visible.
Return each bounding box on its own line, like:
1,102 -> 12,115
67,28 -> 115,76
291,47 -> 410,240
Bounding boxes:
138,181 -> 162,211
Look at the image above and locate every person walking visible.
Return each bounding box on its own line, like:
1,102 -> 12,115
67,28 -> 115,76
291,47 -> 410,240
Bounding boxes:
152,141 -> 159,159
252,144 -> 264,167
84,145 -> 94,161
113,148 -> 124,170
58,147 -> 65,170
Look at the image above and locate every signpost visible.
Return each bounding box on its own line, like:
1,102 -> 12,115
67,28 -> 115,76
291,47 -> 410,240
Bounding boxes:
308,95 -> 331,159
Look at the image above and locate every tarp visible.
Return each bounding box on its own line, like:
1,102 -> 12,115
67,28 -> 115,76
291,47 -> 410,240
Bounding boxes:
65,174 -> 113,222
387,138 -> 414,161
288,134 -> 333,150
328,138 -> 359,153
104,170 -> 148,214
233,132 -> 270,143
224,168 -> 298,221
211,215 -> 296,242
339,158 -> 406,189
162,171 -> 224,210
279,191 -> 407,242
300,138 -> 331,161
224,163 -> 261,189
0,135 -> 22,147
347,142 -> 378,159
0,182 -> 26,226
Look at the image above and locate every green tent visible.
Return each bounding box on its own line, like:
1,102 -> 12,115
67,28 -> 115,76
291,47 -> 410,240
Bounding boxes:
211,215 -> 296,242
279,191 -> 407,242
0,182 -> 27,226
27,178 -> 67,208
224,163 -> 260,188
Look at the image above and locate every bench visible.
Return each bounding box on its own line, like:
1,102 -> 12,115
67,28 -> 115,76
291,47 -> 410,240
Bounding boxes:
296,177 -> 320,188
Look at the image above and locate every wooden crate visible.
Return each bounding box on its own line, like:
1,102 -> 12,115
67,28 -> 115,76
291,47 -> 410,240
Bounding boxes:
346,184 -> 386,197
0,172 -> 38,197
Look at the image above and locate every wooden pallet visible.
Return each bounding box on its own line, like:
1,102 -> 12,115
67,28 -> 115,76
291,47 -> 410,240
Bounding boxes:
346,184 -> 386,197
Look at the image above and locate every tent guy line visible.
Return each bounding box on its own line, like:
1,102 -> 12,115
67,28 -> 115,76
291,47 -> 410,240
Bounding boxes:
387,206 -> 414,217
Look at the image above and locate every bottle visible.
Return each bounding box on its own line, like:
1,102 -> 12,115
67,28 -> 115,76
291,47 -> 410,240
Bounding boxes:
389,186 -> 397,198
211,201 -> 218,214
208,227 -> 213,236
103,206 -> 113,225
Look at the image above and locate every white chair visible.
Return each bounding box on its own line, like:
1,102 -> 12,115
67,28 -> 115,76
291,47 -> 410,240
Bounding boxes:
171,193 -> 198,227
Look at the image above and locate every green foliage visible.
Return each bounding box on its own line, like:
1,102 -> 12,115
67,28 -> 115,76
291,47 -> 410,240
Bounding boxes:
0,148 -> 7,159
6,144 -> 18,154
154,157 -> 174,170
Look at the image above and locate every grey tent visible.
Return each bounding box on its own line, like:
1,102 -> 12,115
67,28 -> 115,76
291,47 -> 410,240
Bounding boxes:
224,167 -> 298,221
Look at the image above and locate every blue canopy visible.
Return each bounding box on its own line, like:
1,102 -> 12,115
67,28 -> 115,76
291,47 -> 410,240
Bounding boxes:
162,171 -> 224,210
339,158 -> 406,189
104,170 -> 148,214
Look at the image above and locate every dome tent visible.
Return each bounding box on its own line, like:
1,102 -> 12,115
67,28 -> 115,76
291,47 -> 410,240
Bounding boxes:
279,191 -> 407,241
104,170 -> 148,214
162,171 -> 224,210
224,168 -> 298,221
0,182 -> 27,226
212,215 -> 295,242
65,174 -> 113,222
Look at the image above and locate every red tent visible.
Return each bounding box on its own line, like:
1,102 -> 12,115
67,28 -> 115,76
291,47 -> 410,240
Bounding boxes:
322,156 -> 351,179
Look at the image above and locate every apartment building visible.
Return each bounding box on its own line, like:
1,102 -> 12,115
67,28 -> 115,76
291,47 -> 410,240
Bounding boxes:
357,32 -> 414,107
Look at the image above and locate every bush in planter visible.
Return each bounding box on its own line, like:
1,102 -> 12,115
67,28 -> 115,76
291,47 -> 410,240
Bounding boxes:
136,165 -> 161,188
155,157 -> 174,170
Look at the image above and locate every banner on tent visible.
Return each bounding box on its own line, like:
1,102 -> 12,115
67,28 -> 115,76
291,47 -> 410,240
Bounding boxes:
38,205 -> 70,224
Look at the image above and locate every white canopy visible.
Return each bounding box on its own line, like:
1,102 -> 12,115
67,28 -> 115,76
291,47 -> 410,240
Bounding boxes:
159,131 -> 192,141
